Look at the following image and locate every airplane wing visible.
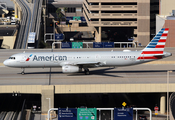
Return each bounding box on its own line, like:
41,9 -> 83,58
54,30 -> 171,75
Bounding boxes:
60,61 -> 102,67
76,62 -> 100,65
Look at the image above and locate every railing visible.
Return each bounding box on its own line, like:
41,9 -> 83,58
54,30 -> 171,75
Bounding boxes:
101,21 -> 137,26
89,21 -> 137,26
52,42 -> 136,50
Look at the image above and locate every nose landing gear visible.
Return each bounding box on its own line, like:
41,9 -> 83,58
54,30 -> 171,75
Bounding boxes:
21,68 -> 25,75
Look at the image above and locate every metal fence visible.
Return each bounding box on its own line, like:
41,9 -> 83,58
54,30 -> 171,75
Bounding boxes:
52,42 -> 136,50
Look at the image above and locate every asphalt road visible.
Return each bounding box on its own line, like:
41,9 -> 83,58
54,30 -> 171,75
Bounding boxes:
0,64 -> 175,85
0,48 -> 175,85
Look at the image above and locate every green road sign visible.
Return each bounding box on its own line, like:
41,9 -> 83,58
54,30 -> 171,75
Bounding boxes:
77,108 -> 97,120
73,16 -> 81,20
72,42 -> 83,49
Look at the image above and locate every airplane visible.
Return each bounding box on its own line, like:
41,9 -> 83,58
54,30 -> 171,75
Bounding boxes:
3,28 -> 172,75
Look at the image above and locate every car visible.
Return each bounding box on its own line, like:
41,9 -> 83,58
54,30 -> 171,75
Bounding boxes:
139,115 -> 147,120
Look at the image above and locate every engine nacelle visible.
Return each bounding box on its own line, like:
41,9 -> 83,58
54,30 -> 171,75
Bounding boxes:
62,66 -> 80,73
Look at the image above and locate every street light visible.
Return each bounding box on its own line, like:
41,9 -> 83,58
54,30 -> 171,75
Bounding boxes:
46,98 -> 51,109
167,70 -> 172,120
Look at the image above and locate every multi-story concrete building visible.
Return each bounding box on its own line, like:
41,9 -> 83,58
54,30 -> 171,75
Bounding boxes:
45,0 -> 159,46
83,0 -> 159,46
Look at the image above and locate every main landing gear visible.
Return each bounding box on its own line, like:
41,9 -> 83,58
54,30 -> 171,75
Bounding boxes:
84,68 -> 89,75
21,68 -> 25,75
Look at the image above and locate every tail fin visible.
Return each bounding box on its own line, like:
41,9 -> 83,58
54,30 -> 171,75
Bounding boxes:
142,28 -> 169,55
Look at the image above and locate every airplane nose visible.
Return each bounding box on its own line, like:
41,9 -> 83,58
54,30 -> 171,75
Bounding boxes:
3,60 -> 9,66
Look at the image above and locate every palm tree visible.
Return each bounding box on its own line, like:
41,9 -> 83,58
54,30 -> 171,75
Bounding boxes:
56,8 -> 61,21
63,7 -> 68,21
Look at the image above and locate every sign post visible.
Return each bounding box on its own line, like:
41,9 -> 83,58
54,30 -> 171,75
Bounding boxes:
154,106 -> 159,115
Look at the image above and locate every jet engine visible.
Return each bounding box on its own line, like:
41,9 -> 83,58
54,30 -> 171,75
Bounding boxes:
62,66 -> 81,73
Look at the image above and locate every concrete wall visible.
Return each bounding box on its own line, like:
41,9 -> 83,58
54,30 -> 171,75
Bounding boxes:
163,20 -> 175,47
1,84 -> 175,94
2,36 -> 16,49
160,0 -> 175,16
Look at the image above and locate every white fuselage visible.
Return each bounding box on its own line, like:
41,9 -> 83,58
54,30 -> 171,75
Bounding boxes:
3,50 -> 163,68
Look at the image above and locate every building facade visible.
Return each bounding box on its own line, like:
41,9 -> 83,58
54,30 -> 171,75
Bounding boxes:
83,0 -> 159,46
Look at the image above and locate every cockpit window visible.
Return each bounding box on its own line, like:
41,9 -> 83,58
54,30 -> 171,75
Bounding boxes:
9,57 -> 15,60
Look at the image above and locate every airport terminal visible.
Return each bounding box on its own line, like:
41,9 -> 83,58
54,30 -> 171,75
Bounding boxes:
0,0 -> 175,120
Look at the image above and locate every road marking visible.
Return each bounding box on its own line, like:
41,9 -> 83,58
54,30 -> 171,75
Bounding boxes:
0,63 -> 4,66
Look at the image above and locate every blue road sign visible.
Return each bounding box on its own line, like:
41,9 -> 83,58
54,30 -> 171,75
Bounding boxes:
114,108 -> 133,120
58,108 -> 77,120
55,34 -> 64,41
93,42 -> 103,48
61,42 -> 72,48
103,42 -> 114,48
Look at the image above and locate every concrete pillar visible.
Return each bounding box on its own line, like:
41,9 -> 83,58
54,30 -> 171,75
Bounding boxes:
160,93 -> 166,114
15,3 -> 18,18
99,26 -> 101,42
98,3 -> 101,42
41,85 -> 54,113
137,0 -> 150,46
18,7 -> 22,20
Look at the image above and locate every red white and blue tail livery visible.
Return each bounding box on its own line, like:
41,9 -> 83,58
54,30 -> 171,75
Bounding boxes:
3,28 -> 172,75
137,28 -> 170,61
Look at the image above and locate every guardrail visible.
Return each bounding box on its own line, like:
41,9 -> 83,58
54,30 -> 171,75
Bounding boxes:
52,42 -> 136,50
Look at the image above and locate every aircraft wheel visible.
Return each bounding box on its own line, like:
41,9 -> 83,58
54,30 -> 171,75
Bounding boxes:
21,72 -> 25,75
84,68 -> 89,75
21,68 -> 25,75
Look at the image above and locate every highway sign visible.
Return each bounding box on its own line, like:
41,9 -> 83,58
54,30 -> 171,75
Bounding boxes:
58,108 -> 77,120
61,42 -> 72,48
154,106 -> 159,111
114,108 -> 133,120
55,34 -> 64,41
73,16 -> 81,21
77,108 -> 96,120
72,42 -> 83,49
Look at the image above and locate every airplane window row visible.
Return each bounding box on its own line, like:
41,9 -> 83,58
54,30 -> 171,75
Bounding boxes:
9,57 -> 15,60
68,57 -> 90,59
117,56 -> 135,58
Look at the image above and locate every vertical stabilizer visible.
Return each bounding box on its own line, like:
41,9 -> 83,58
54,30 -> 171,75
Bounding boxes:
142,28 -> 169,54
137,28 -> 169,60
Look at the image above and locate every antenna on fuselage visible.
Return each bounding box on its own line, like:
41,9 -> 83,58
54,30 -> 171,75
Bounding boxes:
111,50 -> 113,52
23,51 -> 25,53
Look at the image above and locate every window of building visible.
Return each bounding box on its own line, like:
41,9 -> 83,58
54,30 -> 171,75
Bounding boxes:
67,8 -> 76,13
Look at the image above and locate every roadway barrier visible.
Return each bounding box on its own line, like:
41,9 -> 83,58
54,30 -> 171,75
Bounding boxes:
48,107 -> 151,120
52,42 -> 136,50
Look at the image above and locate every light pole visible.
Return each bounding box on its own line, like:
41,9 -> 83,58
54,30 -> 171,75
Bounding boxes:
46,98 -> 51,109
167,70 -> 172,120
